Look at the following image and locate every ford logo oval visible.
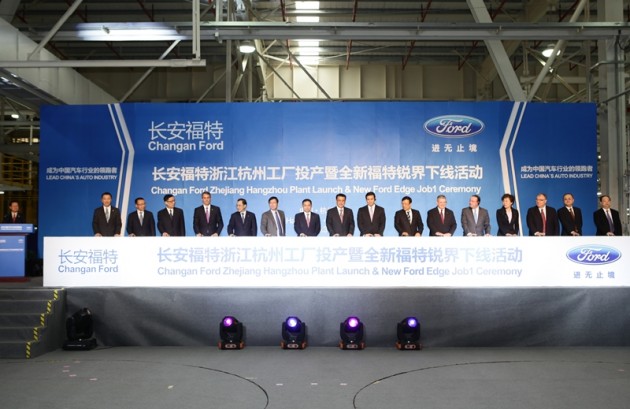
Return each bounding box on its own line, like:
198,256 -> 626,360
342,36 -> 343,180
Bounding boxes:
423,115 -> 485,138
566,245 -> 622,265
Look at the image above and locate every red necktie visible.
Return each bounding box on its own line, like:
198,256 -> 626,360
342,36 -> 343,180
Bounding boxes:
440,209 -> 444,223
540,209 -> 546,234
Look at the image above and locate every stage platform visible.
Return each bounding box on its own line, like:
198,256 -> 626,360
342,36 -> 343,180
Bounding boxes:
64,287 -> 630,347
1,346 -> 629,409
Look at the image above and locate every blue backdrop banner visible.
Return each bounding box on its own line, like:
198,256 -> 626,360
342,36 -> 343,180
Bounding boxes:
40,102 -> 597,239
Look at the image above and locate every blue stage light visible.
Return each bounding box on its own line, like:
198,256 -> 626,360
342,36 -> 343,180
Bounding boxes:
339,316 -> 365,350
396,316 -> 422,350
281,316 -> 307,349
219,316 -> 244,350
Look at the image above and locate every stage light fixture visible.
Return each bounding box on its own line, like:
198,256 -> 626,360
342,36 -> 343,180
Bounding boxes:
219,316 -> 244,349
396,316 -> 422,350
63,308 -> 97,350
339,316 -> 365,350
281,316 -> 307,349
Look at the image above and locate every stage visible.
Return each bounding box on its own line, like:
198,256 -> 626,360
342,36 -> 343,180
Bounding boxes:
1,346 -> 629,409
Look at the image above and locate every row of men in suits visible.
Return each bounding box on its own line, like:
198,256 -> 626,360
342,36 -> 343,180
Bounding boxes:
523,192 -> 623,237
92,191 -> 625,237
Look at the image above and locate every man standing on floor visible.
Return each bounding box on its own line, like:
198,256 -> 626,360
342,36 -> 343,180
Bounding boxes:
394,196 -> 423,236
294,198 -> 321,237
2,200 -> 24,224
326,193 -> 354,236
357,191 -> 386,236
157,194 -> 186,236
593,194 -> 623,236
227,198 -> 257,236
126,197 -> 156,236
193,191 -> 224,237
460,194 -> 491,236
557,193 -> 582,236
526,193 -> 559,236
426,194 -> 457,236
92,192 -> 122,237
260,196 -> 286,236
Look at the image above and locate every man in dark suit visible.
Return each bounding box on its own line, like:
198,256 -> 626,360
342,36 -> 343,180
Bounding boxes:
557,193 -> 583,236
294,198 -> 321,236
193,191 -> 224,236
126,197 -> 156,236
157,194 -> 186,236
593,194 -> 623,236
2,200 -> 25,223
394,196 -> 423,236
460,194 -> 491,236
92,192 -> 122,236
326,193 -> 355,236
227,198 -> 257,236
260,196 -> 286,236
526,193 -> 559,236
426,195 -> 457,236
357,191 -> 386,236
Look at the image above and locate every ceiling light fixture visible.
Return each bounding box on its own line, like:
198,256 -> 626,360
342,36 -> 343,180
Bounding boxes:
542,44 -> 561,58
239,41 -> 256,54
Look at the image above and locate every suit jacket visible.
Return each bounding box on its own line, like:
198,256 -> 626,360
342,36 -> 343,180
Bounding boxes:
157,207 -> 186,236
496,207 -> 519,236
394,209 -> 424,236
193,205 -> 224,236
92,206 -> 122,236
126,210 -> 156,236
526,206 -> 559,236
357,205 -> 386,236
2,212 -> 25,224
326,207 -> 355,236
460,207 -> 491,236
557,206 -> 583,236
260,210 -> 286,236
426,207 -> 457,236
227,211 -> 257,236
593,208 -> 623,236
294,212 -> 321,236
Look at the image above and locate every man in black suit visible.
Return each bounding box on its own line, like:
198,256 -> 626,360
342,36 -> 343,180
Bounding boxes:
92,192 -> 122,236
193,191 -> 224,236
157,194 -> 186,236
526,193 -> 559,236
326,193 -> 355,236
2,200 -> 25,223
426,194 -> 456,236
357,191 -> 386,236
557,193 -> 582,236
593,194 -> 623,236
126,197 -> 156,236
294,198 -> 321,236
227,198 -> 257,236
394,196 -> 423,236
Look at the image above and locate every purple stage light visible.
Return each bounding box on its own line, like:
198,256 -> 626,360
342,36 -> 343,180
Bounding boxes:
406,317 -> 418,328
347,317 -> 360,328
286,317 -> 299,328
222,316 -> 234,327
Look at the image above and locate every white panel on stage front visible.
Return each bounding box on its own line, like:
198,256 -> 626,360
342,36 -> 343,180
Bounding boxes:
44,237 -> 629,288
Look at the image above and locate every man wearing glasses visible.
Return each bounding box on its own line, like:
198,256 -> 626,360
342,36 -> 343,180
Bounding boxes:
157,194 -> 186,236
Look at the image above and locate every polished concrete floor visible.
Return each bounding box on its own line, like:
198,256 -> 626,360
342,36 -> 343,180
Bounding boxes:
1,346 -> 629,409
